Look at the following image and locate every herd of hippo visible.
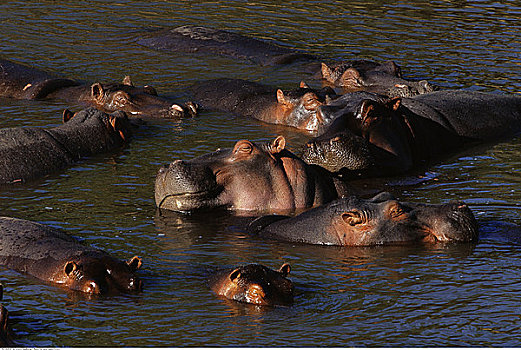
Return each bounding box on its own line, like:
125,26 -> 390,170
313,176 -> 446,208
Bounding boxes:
1,25 -> 521,344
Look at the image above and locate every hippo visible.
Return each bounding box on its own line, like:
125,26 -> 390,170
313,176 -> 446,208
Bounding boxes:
155,135 -> 351,213
319,60 -> 438,97
302,90 -> 521,176
190,78 -> 337,132
209,263 -> 294,306
137,25 -> 316,66
0,284 -> 13,347
0,217 -> 143,295
0,108 -> 131,184
248,192 -> 478,246
0,58 -> 197,118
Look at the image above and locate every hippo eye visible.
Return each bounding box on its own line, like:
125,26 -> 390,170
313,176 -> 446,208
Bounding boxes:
236,143 -> 253,154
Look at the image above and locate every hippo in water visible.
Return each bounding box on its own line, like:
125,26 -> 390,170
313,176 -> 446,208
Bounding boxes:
0,58 -> 197,119
302,90 -> 521,176
190,78 -> 337,132
0,217 -> 143,295
319,60 -> 438,97
209,263 -> 294,306
155,135 -> 351,213
248,192 -> 478,246
137,25 -> 316,66
0,108 -> 132,184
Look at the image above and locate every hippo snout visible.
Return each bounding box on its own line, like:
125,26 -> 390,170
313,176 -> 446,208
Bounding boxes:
128,277 -> 143,292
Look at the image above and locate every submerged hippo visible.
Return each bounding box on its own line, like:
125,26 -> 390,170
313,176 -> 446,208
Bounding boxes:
190,78 -> 337,132
0,217 -> 143,295
0,108 -> 131,184
0,58 -> 197,118
248,192 -> 478,246
320,60 -> 438,97
137,25 -> 316,66
302,90 -> 521,176
155,135 -> 351,213
0,284 -> 13,347
209,263 -> 294,306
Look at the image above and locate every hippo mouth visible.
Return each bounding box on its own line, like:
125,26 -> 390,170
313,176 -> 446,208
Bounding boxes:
154,161 -> 225,212
302,132 -> 374,173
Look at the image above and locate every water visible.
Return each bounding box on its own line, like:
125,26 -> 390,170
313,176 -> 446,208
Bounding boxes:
1,0 -> 521,346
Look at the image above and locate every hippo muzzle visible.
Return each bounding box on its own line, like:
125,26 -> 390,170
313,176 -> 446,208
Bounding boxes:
154,159 -> 224,212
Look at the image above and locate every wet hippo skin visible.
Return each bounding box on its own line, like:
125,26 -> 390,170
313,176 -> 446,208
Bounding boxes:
190,78 -> 337,132
0,58 -> 197,119
0,108 -> 132,184
155,135 -> 351,213
0,217 -> 143,295
249,192 -> 478,246
209,263 -> 294,306
302,90 -> 521,176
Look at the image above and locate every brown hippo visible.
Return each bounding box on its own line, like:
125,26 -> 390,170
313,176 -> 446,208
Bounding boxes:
0,284 -> 13,347
190,78 -> 337,132
320,60 -> 438,97
155,135 -> 351,213
0,58 -> 197,119
137,25 -> 316,66
0,217 -> 143,295
209,263 -> 294,306
0,108 -> 132,184
248,192 -> 478,246
302,90 -> 521,176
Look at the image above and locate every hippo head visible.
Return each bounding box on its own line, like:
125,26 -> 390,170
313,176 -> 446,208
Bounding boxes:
252,193 -> 478,246
155,135 -> 335,213
88,76 -> 197,119
274,82 -> 337,131
62,254 -> 143,295
321,61 -> 437,98
332,194 -> 478,245
210,263 -> 294,306
302,97 -> 413,177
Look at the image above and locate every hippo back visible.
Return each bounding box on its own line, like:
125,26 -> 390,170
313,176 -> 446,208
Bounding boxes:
403,90 -> 521,140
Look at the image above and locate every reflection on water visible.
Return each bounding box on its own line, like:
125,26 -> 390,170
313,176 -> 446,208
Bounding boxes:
0,0 -> 521,347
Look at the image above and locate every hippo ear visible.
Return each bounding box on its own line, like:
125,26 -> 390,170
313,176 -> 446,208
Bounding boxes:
229,268 -> 241,283
299,81 -> 310,89
64,261 -> 78,277
269,136 -> 286,155
279,263 -> 291,277
321,63 -> 335,82
340,68 -> 363,86
62,109 -> 75,123
341,211 -> 364,226
276,89 -> 289,105
90,83 -> 105,103
127,256 -> 142,271
122,75 -> 134,86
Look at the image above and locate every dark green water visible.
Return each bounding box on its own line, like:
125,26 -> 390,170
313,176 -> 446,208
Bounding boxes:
0,0 -> 521,346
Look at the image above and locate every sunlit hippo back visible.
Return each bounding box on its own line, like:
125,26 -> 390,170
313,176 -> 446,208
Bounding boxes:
209,263 -> 294,306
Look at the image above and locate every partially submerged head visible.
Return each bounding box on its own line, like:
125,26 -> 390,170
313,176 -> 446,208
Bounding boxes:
209,263 -> 294,306
155,135 -> 338,213
61,253 -> 143,295
252,193 -> 479,246
87,76 -> 197,119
